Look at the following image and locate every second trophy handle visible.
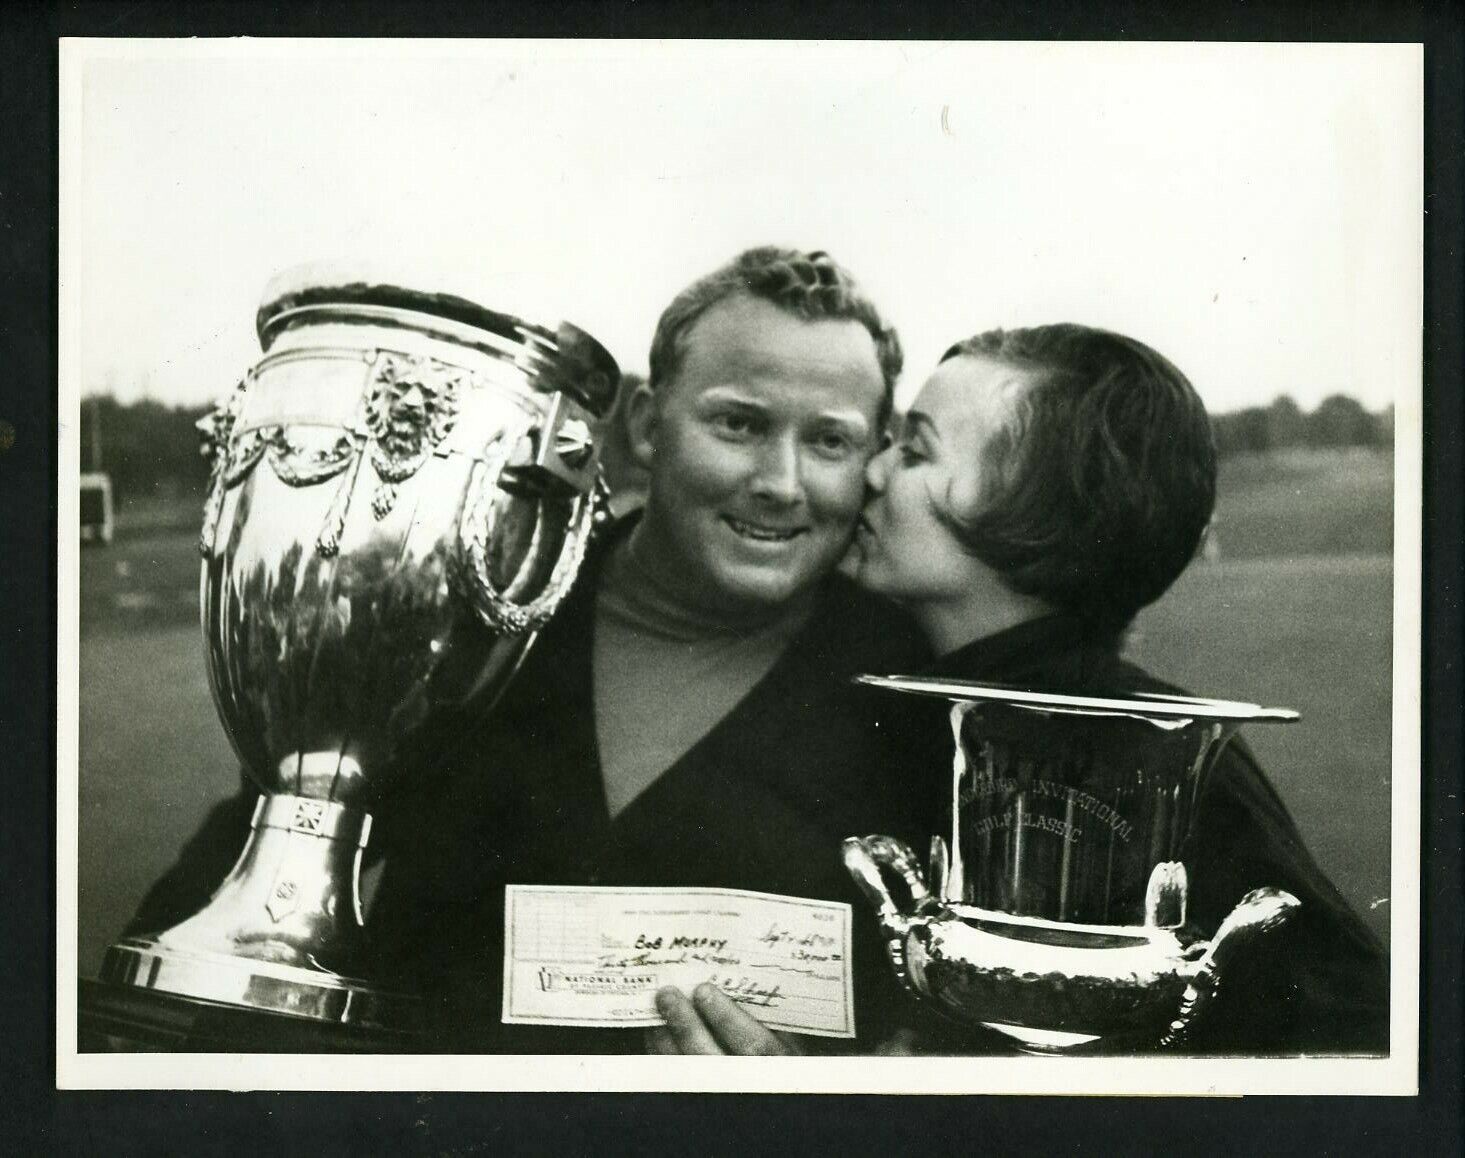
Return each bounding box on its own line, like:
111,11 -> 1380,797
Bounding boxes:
1161,886 -> 1302,1049
842,835 -> 935,988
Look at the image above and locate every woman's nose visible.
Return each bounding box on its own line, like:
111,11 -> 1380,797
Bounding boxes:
864,445 -> 892,493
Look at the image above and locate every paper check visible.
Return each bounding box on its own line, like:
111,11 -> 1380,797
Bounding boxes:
502,885 -> 856,1038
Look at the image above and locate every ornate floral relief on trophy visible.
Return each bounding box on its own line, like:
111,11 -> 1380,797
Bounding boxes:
196,375 -> 251,555
361,354 -> 462,515
196,352 -> 467,560
312,352 -> 464,555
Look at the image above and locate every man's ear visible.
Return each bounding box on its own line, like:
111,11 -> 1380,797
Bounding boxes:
624,381 -> 660,470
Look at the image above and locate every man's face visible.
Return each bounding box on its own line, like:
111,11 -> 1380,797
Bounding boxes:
629,293 -> 887,612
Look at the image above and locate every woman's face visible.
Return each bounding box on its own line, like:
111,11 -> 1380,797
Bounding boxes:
849,354 -> 1033,608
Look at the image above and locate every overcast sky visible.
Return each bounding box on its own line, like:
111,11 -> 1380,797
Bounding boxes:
62,40 -> 1420,414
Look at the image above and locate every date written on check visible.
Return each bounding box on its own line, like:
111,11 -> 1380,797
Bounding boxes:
502,885 -> 856,1038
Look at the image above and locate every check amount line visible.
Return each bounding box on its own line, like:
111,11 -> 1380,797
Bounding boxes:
569,947 -> 844,979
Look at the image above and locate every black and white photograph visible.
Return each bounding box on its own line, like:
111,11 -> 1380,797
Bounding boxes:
56,39 -> 1421,1094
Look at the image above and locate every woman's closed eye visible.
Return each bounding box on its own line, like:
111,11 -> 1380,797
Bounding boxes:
896,434 -> 929,465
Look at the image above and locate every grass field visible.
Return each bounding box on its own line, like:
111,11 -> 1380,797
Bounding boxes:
73,449 -> 1398,979
1209,448 -> 1394,559
1130,555 -> 1393,935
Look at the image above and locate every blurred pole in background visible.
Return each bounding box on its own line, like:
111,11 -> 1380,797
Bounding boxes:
81,396 -> 114,545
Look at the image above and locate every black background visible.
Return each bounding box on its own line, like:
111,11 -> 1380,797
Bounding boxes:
3,2 -> 1460,1153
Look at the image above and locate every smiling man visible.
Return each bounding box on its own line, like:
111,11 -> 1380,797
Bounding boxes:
354,246 -> 940,1052
627,290 -> 886,610
597,271 -> 895,816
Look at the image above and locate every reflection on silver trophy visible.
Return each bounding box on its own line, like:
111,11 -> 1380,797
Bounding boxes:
101,269 -> 618,1028
845,678 -> 1302,1053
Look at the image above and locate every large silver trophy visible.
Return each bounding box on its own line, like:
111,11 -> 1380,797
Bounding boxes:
844,678 -> 1302,1053
101,269 -> 618,1029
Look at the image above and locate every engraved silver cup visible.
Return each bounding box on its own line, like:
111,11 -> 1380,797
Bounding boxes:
101,270 -> 619,1028
844,678 -> 1302,1053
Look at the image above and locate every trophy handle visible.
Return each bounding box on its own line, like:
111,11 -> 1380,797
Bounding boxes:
1160,886 -> 1301,1049
459,400 -> 602,636
1144,861 -> 1189,929
842,835 -> 937,987
928,834 -> 950,900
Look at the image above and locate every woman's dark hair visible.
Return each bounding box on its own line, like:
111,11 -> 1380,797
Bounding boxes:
648,246 -> 902,424
938,324 -> 1217,630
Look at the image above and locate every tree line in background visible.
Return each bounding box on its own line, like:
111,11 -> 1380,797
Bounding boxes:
80,389 -> 1394,504
80,396 -> 212,502
1210,393 -> 1393,457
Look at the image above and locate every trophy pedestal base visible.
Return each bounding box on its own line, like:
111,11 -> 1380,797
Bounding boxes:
981,1021 -> 1103,1054
77,978 -> 419,1053
100,937 -> 416,1034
